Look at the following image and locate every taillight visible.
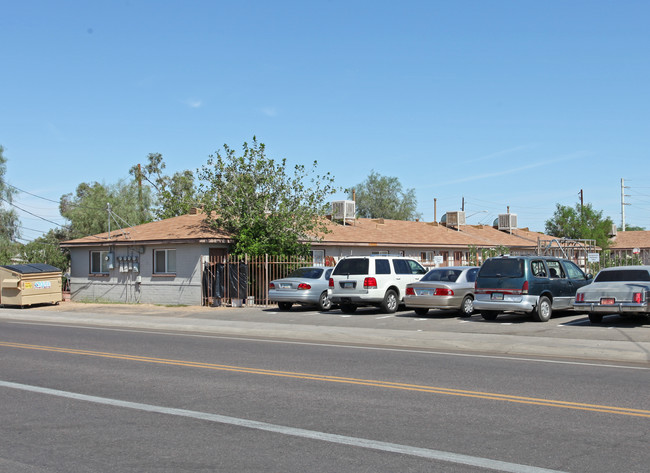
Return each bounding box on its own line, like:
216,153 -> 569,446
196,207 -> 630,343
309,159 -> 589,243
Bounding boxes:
297,283 -> 311,290
329,278 -> 334,287
522,280 -> 529,295
406,287 -> 415,296
434,288 -> 454,296
633,292 -> 643,303
269,282 -> 276,289
575,293 -> 585,302
364,277 -> 377,289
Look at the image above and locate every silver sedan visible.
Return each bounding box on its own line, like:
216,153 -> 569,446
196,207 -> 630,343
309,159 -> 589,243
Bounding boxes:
574,265 -> 650,324
269,266 -> 334,311
404,266 -> 480,317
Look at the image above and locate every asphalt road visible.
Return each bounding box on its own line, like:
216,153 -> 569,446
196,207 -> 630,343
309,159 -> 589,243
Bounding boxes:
0,303 -> 648,472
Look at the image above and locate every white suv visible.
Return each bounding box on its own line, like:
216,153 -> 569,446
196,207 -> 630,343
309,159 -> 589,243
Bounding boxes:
328,256 -> 427,313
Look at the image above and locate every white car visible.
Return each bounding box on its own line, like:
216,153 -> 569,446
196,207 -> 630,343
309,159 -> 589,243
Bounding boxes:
328,256 -> 427,314
574,265 -> 650,324
269,266 -> 334,311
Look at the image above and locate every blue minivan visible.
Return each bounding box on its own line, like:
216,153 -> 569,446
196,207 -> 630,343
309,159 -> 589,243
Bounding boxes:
474,256 -> 592,322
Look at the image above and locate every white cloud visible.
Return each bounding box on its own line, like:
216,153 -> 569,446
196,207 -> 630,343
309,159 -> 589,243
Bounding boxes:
444,151 -> 591,186
182,99 -> 203,108
261,107 -> 277,117
464,144 -> 539,164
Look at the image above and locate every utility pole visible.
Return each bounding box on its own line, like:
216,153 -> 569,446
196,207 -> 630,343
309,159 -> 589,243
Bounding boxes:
461,197 -> 465,212
137,163 -> 143,222
579,189 -> 583,220
621,178 -> 630,231
107,202 -> 111,239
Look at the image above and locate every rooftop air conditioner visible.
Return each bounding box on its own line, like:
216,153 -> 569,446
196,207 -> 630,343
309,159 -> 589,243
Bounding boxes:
332,200 -> 356,222
445,211 -> 466,227
610,223 -> 617,236
498,213 -> 518,231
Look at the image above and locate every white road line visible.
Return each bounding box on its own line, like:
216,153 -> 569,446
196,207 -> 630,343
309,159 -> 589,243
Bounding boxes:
6,321 -> 648,370
0,380 -> 568,473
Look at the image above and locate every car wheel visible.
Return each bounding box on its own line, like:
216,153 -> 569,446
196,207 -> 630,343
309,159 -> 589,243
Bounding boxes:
588,312 -> 603,324
278,302 -> 293,311
532,296 -> 552,322
481,311 -> 498,321
340,304 -> 357,314
459,295 -> 474,317
318,291 -> 332,311
380,290 -> 398,314
414,307 -> 429,316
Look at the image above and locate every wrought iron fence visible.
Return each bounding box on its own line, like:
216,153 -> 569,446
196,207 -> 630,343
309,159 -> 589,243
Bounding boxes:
201,254 -> 317,307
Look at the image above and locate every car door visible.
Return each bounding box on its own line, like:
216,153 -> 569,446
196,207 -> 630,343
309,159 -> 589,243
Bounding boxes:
546,260 -> 572,309
561,260 -> 591,297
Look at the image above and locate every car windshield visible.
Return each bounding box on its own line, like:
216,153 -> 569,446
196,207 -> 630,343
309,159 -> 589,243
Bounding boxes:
594,269 -> 650,282
333,259 -> 369,275
421,269 -> 461,282
479,259 -> 524,278
286,267 -> 323,279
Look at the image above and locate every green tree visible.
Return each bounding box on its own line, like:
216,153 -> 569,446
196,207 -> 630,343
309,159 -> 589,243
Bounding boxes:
350,171 -> 421,220
20,228 -> 70,271
60,180 -> 153,239
130,153 -> 198,220
0,145 -> 20,264
198,137 -> 338,256
545,202 -> 614,250
618,224 -> 645,231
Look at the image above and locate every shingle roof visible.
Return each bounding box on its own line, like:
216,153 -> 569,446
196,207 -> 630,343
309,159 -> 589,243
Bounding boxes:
61,212 -> 555,250
609,230 -> 650,250
61,213 -> 232,247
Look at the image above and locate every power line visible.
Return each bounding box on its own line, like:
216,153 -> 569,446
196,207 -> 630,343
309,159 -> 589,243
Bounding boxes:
0,179 -> 60,204
0,196 -> 69,229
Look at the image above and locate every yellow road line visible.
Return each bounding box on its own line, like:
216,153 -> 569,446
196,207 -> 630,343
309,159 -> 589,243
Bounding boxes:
2,341 -> 648,418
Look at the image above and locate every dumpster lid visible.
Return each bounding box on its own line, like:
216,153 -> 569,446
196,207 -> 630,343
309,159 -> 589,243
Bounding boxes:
1,263 -> 61,274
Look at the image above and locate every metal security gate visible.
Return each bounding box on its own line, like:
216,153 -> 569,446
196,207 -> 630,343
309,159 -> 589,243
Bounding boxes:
201,254 -> 315,307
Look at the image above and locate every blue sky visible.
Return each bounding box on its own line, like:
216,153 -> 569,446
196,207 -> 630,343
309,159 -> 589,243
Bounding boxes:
2,0 -> 649,242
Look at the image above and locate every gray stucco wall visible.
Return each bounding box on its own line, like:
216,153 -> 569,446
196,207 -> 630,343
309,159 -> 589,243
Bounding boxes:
69,243 -> 217,306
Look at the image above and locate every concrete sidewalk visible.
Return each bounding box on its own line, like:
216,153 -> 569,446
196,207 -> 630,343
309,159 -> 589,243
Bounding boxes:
1,302 -> 649,365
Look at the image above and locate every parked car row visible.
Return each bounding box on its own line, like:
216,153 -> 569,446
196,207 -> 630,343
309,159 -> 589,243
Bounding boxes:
268,256 -> 650,325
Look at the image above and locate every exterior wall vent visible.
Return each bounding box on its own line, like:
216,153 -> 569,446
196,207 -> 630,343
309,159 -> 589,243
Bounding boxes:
498,213 -> 518,231
445,211 -> 466,227
332,200 -> 356,224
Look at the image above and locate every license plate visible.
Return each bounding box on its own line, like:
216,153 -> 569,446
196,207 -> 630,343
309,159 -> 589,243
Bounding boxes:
279,283 -> 292,289
491,293 -> 504,300
417,289 -> 434,296
342,282 -> 355,289
601,298 -> 615,305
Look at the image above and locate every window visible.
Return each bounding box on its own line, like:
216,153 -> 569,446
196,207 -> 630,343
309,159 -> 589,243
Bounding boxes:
531,260 -> 547,278
154,249 -> 176,274
375,259 -> 391,274
466,268 -> 479,283
287,267 -> 323,279
333,258 -> 369,275
547,260 -> 565,278
479,258 -> 524,278
407,259 -> 427,275
90,251 -> 109,274
393,259 -> 410,275
563,261 -> 586,280
595,269 -> 650,282
371,250 -> 389,255
312,250 -> 324,266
